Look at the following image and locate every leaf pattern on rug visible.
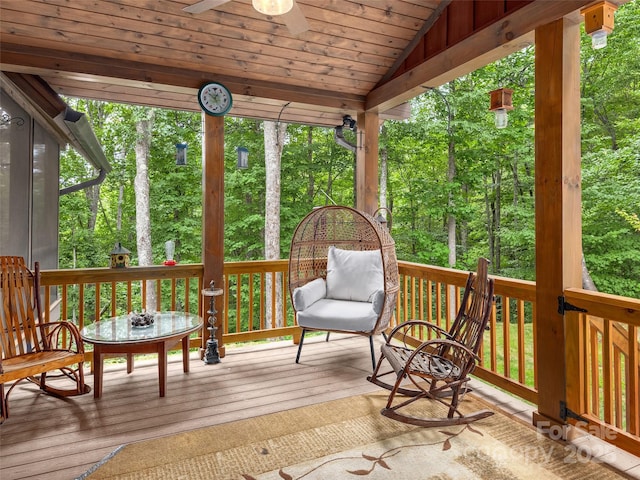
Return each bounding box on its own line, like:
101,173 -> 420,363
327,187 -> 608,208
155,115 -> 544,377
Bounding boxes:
244,424 -> 483,479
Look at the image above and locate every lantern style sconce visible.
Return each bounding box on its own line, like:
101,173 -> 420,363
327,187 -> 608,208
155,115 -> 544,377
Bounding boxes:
175,143 -> 187,166
489,88 -> 514,129
237,147 -> 249,169
373,207 -> 393,232
110,242 -> 131,268
581,1 -> 617,50
252,0 -> 293,15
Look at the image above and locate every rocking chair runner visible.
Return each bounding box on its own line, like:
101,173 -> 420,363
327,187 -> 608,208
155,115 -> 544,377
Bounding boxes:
288,206 -> 399,370
0,256 -> 90,422
367,257 -> 495,427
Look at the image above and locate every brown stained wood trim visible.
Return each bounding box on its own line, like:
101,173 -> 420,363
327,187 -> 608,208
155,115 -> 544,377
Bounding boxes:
532,303 -> 537,389
473,367 -> 538,405
589,325 -> 600,416
95,283 -> 101,321
368,0 -> 594,112
40,264 -> 203,285
402,275 -> 409,323
100,0 -> 418,50
614,352 -> 622,429
566,310 -> 586,419
2,71 -> 66,116
376,0 -> 451,87
603,321 -> 614,425
502,298 -> 510,377
249,274 -> 255,332
490,299 -> 498,372
0,45 -> 366,110
0,22 -> 376,94
222,326 -> 299,344
629,325 -> 639,435
234,274 -> 241,333
1,3 -> 391,83
517,299 -> 526,384
564,289 -> 640,328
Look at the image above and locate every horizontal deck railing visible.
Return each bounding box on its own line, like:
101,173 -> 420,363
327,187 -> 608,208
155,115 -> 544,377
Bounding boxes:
395,261 -> 539,404
40,264 -> 206,350
39,260 -> 639,454
564,288 -> 640,453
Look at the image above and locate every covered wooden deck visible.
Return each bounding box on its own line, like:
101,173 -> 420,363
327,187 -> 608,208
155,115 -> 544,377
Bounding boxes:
2,334 -> 639,480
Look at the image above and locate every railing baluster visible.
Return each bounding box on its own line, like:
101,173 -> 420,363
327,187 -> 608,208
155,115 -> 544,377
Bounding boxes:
502,296 -> 511,378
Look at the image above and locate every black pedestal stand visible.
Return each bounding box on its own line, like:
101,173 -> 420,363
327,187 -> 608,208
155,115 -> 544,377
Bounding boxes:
202,282 -> 223,365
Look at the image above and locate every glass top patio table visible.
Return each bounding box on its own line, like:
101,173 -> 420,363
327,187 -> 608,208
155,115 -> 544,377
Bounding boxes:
81,311 -> 202,344
80,311 -> 203,398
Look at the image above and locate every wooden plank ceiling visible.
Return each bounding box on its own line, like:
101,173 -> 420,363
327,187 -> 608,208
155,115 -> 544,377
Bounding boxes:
0,0 -> 603,128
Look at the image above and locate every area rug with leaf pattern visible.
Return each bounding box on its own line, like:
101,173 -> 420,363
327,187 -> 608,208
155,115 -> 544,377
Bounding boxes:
81,392 -> 628,480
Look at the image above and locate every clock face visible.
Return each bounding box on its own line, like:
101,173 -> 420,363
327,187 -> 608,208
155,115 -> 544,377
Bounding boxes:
198,82 -> 233,116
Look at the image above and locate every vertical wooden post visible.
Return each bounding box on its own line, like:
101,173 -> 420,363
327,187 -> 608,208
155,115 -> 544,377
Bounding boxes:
533,18 -> 582,427
356,111 -> 379,215
202,113 -> 225,358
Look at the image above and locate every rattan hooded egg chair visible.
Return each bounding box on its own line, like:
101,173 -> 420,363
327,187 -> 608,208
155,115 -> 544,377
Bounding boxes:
288,205 -> 399,370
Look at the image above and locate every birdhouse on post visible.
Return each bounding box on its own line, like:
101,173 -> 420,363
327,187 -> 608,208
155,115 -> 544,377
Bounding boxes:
110,242 -> 131,268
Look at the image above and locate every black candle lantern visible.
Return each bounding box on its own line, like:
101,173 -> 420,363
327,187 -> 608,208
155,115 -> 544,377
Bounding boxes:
176,143 -> 187,166
236,147 -> 248,169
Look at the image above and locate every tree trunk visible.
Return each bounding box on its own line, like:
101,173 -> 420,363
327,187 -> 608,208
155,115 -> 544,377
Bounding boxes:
379,124 -> 388,219
582,254 -> 598,291
134,109 -> 156,311
306,126 -> 315,201
264,120 -> 287,329
85,182 -> 100,231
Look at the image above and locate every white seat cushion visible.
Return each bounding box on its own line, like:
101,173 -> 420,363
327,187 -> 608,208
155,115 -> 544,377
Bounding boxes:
296,298 -> 379,332
325,246 -> 383,302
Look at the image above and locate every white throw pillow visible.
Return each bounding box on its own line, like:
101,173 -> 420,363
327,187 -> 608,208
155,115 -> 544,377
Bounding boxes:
325,246 -> 383,302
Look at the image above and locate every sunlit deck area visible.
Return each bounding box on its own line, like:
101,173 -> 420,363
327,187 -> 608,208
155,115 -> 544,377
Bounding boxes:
2,333 -> 639,480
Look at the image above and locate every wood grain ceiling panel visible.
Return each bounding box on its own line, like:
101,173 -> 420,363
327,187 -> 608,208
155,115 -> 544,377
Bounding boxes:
0,0 -> 608,127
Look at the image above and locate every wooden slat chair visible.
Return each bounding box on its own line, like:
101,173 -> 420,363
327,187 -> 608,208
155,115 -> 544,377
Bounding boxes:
0,256 -> 90,423
367,257 -> 495,427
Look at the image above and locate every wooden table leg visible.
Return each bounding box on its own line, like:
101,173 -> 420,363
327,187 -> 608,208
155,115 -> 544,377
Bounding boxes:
93,347 -> 103,399
126,353 -> 134,374
182,335 -> 190,373
158,341 -> 168,397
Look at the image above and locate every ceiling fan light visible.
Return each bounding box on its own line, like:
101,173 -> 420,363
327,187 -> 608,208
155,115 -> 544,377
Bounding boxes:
252,0 -> 293,16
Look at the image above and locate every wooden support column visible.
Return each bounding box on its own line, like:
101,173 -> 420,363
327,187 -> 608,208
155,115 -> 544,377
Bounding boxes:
356,111 -> 379,215
202,113 -> 225,358
533,18 -> 582,427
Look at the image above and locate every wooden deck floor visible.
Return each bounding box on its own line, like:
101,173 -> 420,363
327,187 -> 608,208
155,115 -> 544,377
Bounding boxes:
1,334 -> 384,480
2,334 -> 639,480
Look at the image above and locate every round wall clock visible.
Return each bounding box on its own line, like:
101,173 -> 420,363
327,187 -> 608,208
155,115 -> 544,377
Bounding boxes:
197,81 -> 233,116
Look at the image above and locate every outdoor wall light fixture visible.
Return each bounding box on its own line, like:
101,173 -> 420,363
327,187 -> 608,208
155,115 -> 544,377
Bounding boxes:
373,207 -> 392,232
237,146 -> 249,169
581,1 -> 617,50
488,88 -> 514,129
252,0 -> 293,16
175,143 -> 187,166
342,115 -> 357,131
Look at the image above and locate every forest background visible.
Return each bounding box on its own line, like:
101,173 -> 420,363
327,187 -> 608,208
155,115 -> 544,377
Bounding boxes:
59,1 -> 640,299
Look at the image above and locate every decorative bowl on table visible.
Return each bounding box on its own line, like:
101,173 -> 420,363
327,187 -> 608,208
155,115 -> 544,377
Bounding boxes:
130,311 -> 155,328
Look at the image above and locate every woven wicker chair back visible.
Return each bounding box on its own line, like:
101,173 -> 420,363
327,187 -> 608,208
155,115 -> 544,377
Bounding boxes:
288,205 -> 399,335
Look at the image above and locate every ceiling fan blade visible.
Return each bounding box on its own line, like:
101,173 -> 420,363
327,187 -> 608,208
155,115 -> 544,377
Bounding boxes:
183,0 -> 231,14
282,1 -> 309,35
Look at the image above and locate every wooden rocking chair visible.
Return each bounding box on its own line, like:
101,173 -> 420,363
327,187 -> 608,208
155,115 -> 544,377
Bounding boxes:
0,256 -> 90,423
367,257 -> 495,427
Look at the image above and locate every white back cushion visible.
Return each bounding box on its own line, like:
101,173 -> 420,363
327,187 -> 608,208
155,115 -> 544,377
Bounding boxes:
325,246 -> 383,302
